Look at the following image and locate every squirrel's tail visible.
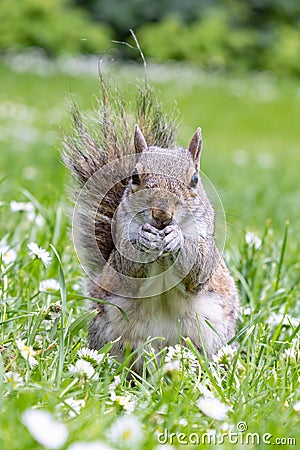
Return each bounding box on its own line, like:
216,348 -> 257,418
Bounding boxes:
63,76 -> 178,271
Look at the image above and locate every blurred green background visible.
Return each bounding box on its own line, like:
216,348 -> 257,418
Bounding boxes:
0,0 -> 299,256
2,0 -> 300,74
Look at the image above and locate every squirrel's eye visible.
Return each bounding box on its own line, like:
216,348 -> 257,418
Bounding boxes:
132,168 -> 140,185
190,173 -> 198,188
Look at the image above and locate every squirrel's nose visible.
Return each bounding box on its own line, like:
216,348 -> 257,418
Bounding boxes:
151,208 -> 173,229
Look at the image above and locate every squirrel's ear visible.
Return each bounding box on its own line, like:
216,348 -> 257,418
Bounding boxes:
134,124 -> 147,153
188,128 -> 202,171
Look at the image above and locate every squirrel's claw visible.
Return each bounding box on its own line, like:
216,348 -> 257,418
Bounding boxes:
137,225 -> 164,253
163,225 -> 183,253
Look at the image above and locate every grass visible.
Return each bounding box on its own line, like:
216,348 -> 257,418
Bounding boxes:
0,57 -> 299,449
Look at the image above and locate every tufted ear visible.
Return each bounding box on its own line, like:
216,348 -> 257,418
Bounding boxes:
134,124 -> 147,153
188,127 -> 202,171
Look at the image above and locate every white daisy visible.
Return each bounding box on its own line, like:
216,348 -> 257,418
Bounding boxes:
110,394 -> 136,413
69,359 -> 95,379
39,279 -> 60,292
164,344 -> 199,373
28,241 -> 52,267
10,201 -> 46,225
4,371 -> 23,388
163,360 -> 181,374
212,345 -> 236,364
77,347 -> 104,364
16,338 -> 38,368
10,201 -> 34,214
0,245 -> 17,265
242,306 -> 252,316
26,209 -> 36,222
108,415 -> 143,447
22,408 -> 68,449
35,214 -> 45,227
221,422 -> 234,433
197,397 -> 229,421
164,344 -> 179,361
63,397 -> 85,418
68,442 -> 115,450
245,232 -> 262,250
293,401 -> 300,413
122,399 -> 136,413
109,375 -> 121,392
178,418 -> 188,427
281,347 -> 297,363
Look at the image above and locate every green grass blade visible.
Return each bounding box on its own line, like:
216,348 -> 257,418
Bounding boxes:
274,221 -> 289,291
50,244 -> 67,385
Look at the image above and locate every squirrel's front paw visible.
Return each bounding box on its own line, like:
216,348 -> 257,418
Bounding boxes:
137,223 -> 164,253
162,225 -> 183,254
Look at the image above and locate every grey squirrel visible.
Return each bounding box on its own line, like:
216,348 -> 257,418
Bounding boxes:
63,78 -> 239,373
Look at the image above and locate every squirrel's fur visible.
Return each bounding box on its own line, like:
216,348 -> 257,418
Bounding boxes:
63,77 -> 239,373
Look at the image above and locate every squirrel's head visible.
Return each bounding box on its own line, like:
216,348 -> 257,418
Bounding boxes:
127,125 -> 206,230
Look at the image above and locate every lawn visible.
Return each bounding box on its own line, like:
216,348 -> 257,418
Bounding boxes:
0,55 -> 299,449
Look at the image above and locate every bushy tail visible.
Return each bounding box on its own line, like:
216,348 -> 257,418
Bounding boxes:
63,75 -> 178,270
